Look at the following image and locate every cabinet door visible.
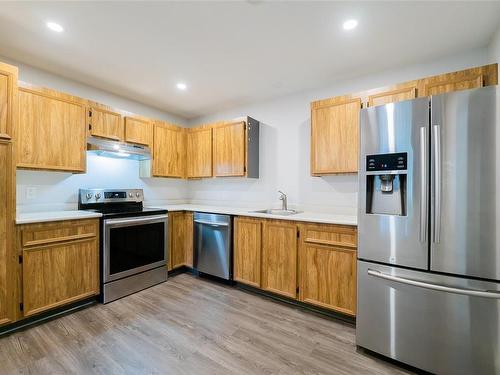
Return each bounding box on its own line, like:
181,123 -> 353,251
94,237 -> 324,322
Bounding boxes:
213,121 -> 246,177
22,236 -> 99,317
418,67 -> 487,97
0,62 -> 17,140
153,123 -> 185,178
234,217 -> 262,288
311,97 -> 361,175
169,212 -> 193,270
298,224 -> 357,316
89,107 -> 123,141
125,116 -> 152,146
186,128 -> 212,178
367,85 -> 417,107
0,142 -> 15,326
18,88 -> 87,172
261,220 -> 297,298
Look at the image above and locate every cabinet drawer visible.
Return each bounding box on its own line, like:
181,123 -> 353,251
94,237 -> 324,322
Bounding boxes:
20,219 -> 98,248
300,223 -> 357,249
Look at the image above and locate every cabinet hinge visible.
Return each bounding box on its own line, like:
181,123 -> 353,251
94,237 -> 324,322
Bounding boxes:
88,124 -> 92,131
297,229 -> 300,238
19,303 -> 23,311
18,255 -> 22,264
296,287 -> 300,293
88,110 -> 92,117
244,166 -> 246,173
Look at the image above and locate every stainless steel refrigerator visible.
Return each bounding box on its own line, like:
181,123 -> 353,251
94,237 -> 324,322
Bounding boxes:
357,86 -> 500,375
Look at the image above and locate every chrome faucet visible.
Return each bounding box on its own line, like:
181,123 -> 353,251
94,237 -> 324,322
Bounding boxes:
278,190 -> 288,211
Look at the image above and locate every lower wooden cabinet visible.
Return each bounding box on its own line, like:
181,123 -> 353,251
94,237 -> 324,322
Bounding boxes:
168,211 -> 193,270
298,223 -> 357,316
234,217 -> 262,288
261,220 -> 298,299
17,219 -> 100,317
234,216 -> 358,316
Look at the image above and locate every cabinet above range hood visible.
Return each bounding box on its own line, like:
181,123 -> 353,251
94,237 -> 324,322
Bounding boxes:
86,136 -> 151,161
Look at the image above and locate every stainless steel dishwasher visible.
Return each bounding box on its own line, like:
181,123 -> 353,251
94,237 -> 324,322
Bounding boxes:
193,212 -> 232,280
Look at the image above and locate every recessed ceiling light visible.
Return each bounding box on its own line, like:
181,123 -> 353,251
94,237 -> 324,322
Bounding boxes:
176,82 -> 187,91
343,19 -> 358,31
47,21 -> 64,33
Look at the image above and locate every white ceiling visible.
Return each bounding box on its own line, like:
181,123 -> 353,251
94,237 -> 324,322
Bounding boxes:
0,1 -> 499,120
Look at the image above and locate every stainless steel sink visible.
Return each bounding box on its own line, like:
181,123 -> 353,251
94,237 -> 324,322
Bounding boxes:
251,209 -> 302,216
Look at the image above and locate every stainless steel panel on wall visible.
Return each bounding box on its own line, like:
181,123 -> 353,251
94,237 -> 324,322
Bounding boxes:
357,260 -> 500,375
430,87 -> 499,280
193,212 -> 232,280
358,98 -> 429,269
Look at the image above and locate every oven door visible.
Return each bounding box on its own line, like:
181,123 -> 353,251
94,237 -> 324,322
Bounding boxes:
103,214 -> 168,283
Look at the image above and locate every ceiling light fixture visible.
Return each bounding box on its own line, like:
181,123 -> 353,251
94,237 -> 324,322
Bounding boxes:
176,82 -> 187,91
342,19 -> 358,31
46,21 -> 64,33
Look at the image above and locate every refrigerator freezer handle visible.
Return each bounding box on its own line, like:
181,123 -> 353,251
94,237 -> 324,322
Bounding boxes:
419,127 -> 428,243
367,269 -> 500,299
433,125 -> 442,243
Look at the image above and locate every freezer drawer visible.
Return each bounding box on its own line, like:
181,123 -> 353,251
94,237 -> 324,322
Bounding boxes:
357,260 -> 500,375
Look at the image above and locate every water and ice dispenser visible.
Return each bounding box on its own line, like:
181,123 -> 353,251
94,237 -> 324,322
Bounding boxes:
365,152 -> 407,216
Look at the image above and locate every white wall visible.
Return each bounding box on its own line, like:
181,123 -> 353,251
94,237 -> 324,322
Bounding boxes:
187,47 -> 491,214
17,154 -> 189,212
7,57 -> 190,212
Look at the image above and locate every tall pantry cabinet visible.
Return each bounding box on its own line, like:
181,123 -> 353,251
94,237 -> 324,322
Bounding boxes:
0,61 -> 17,326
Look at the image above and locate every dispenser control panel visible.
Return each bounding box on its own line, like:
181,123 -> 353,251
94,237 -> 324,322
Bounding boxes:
366,152 -> 407,171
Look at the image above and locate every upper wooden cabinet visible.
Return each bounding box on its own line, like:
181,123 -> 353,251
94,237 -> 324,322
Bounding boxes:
186,127 -> 213,178
261,220 -> 298,299
234,217 -> 262,288
168,211 -> 193,270
88,106 -> 123,141
17,85 -> 87,173
366,82 -> 418,108
0,141 -> 16,326
0,62 -> 18,140
18,219 -> 100,317
298,223 -> 357,316
125,116 -> 152,146
213,121 -> 246,177
152,122 -> 185,178
311,96 -> 361,175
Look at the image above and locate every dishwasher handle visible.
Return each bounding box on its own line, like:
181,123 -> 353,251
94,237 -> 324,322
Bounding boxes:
194,219 -> 229,227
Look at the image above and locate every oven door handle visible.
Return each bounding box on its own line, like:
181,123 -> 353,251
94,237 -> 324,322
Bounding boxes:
104,214 -> 168,226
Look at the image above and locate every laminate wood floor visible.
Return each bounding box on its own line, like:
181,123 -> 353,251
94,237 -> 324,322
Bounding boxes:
0,274 -> 414,375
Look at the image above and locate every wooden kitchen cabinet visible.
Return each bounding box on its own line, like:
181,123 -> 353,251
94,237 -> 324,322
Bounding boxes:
0,141 -> 16,326
234,217 -> 262,288
0,62 -> 18,140
88,106 -> 123,141
186,127 -> 213,178
213,121 -> 246,177
261,220 -> 298,299
152,122 -> 185,178
366,82 -> 418,108
310,96 -> 361,175
169,211 -> 194,270
18,219 -> 100,317
125,116 -> 152,146
298,223 -> 357,316
17,85 -> 87,173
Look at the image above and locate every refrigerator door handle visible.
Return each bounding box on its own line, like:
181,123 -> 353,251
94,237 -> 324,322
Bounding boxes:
367,269 -> 500,299
419,127 -> 428,243
433,124 -> 442,243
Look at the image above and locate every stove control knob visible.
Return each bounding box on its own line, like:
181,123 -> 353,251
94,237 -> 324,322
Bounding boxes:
136,192 -> 141,198
128,192 -> 133,198
86,193 -> 93,200
95,193 -> 101,200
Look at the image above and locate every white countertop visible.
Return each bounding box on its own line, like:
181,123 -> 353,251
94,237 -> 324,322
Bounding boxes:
16,210 -> 103,225
149,204 -> 357,226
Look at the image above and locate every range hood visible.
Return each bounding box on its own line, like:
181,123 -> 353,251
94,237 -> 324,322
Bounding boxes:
87,136 -> 151,161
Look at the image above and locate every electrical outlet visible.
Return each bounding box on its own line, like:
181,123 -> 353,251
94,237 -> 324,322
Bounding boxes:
26,187 -> 37,200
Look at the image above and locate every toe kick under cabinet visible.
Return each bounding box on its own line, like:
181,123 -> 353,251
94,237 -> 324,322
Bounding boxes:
16,219 -> 100,318
234,217 -> 357,316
